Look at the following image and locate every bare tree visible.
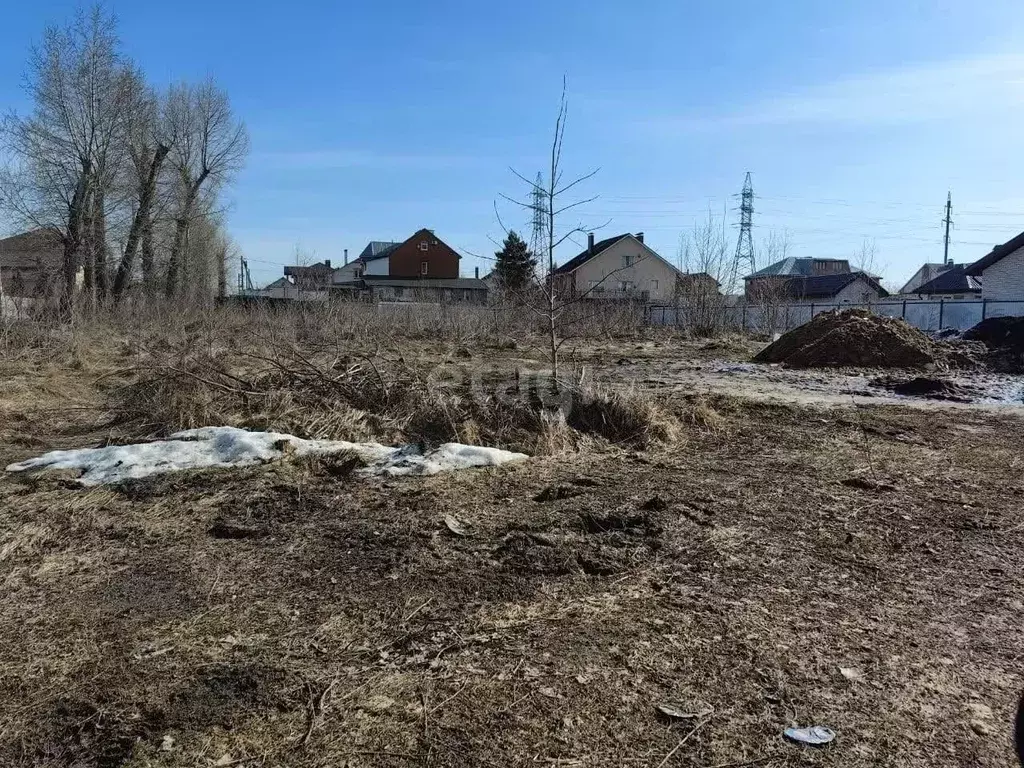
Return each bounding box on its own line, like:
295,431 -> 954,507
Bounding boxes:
677,210 -> 731,335
0,6 -> 128,316
851,238 -> 889,290
164,79 -> 248,299
499,81 -> 626,387
747,229 -> 793,334
112,69 -> 170,301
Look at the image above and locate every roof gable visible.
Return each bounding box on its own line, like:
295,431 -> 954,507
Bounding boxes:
966,230 -> 1024,275
782,272 -> 887,300
913,265 -> 982,294
358,230 -> 462,265
552,234 -> 678,277
0,229 -> 63,270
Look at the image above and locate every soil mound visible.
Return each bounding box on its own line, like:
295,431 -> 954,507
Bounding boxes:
962,316 -> 1024,372
963,316 -> 1024,352
871,376 -> 976,402
754,309 -> 939,369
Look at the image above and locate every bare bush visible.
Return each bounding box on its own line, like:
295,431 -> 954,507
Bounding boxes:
677,211 -> 731,336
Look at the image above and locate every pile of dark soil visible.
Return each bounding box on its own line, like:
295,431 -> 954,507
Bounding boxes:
754,309 -> 941,369
962,316 -> 1024,372
871,376 -> 977,402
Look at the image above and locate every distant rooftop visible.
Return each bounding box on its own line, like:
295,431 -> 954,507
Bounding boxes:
747,257 -> 856,280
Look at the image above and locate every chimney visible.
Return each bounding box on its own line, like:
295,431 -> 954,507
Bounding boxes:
587,232 -> 595,254
475,266 -> 479,279
324,259 -> 331,269
343,248 -> 348,265
636,232 -> 644,244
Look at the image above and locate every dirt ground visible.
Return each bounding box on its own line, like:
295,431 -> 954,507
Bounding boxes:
2,334 -> 1024,767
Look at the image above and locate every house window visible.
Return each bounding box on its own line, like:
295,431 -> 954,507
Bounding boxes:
419,241 -> 429,251
622,255 -> 633,268
649,280 -> 659,291
618,280 -> 634,292
420,260 -> 429,275
588,280 -> 601,290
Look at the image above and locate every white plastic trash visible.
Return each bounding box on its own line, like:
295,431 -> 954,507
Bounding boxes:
784,725 -> 836,746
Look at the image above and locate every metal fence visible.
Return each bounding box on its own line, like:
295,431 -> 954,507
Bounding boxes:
647,299 -> 1024,334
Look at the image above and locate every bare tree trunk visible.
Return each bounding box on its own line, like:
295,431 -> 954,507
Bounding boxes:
81,183 -> 96,310
59,166 -> 90,319
113,143 -> 170,301
141,214 -> 155,293
547,180 -> 558,386
166,213 -> 189,298
166,176 -> 205,298
93,186 -> 108,302
217,242 -> 228,299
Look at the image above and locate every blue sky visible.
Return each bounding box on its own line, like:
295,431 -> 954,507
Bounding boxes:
2,1 -> 1024,288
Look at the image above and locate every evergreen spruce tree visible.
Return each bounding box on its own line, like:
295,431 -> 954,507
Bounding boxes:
494,231 -> 537,295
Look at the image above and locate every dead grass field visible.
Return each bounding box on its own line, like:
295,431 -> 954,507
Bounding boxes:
1,307 -> 1023,767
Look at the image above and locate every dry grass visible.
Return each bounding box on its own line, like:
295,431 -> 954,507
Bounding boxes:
567,385 -> 680,448
2,306 -> 1023,768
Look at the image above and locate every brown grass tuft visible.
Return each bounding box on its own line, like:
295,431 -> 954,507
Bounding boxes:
567,386 -> 680,448
681,395 -> 726,433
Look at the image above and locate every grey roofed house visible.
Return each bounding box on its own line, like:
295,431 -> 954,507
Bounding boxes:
964,229 -> 1024,301
358,241 -> 402,262
746,257 -> 852,279
965,230 -> 1024,275
780,272 -> 888,300
911,264 -> 981,295
551,234 -> 631,275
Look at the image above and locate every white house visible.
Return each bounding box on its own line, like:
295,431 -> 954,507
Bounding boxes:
332,241 -> 401,281
966,231 -> 1024,302
551,232 -> 689,303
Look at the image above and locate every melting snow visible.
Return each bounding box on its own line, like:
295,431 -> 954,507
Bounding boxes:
4,426 -> 528,486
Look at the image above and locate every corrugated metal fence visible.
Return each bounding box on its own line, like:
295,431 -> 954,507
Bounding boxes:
647,299 -> 1024,334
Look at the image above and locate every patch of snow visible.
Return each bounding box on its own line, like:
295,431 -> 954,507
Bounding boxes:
4,426 -> 528,486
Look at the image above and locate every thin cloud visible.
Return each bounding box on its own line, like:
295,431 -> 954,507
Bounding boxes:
652,52 -> 1024,132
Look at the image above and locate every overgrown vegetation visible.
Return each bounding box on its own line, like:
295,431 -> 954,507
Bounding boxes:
0,5 -> 247,315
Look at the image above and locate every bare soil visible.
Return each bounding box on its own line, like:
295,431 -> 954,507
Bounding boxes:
2,334 -> 1024,767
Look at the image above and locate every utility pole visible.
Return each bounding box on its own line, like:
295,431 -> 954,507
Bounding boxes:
729,172 -> 756,294
942,191 -> 953,265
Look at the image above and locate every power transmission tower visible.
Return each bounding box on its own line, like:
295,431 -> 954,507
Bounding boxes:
530,172 -> 547,261
730,171 -> 756,293
942,191 -> 954,265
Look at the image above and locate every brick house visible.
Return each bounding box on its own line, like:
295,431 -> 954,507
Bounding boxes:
333,229 -> 486,304
0,229 -> 64,299
349,229 -> 461,279
966,231 -> 1024,302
